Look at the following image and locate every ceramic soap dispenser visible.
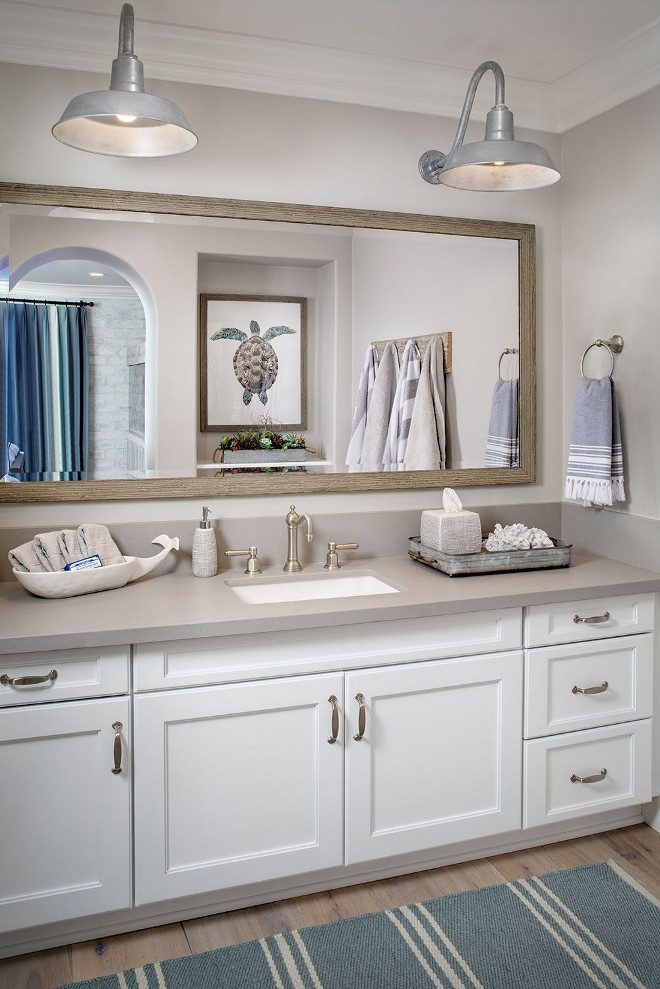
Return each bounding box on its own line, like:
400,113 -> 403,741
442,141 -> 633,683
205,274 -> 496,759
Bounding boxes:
192,506 -> 217,578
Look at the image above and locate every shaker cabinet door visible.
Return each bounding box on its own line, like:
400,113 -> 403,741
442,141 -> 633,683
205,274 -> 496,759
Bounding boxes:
134,673 -> 344,905
345,651 -> 523,864
0,697 -> 131,933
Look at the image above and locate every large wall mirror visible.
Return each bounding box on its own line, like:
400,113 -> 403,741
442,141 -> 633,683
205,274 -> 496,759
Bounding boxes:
0,183 -> 535,502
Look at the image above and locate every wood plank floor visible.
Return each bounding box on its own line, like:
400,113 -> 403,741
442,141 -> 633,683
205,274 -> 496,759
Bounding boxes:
3,823 -> 660,988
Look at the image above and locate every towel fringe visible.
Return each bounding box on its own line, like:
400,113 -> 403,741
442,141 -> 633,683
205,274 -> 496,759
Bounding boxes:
564,476 -> 617,507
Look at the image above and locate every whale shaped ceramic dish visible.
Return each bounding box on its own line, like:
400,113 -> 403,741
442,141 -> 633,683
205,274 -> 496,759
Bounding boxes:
13,534 -> 179,599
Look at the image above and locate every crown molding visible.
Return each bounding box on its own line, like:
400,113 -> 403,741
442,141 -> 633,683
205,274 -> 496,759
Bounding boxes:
0,1 -> 659,135
552,16 -> 660,132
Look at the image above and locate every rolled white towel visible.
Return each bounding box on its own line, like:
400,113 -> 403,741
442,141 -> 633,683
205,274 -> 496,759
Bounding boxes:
77,523 -> 125,566
33,530 -> 67,572
9,541 -> 49,573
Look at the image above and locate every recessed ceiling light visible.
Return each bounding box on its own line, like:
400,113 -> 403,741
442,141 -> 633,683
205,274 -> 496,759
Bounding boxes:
88,271 -> 105,277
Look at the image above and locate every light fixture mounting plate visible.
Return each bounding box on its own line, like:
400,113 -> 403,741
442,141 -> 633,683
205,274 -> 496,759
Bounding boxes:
419,150 -> 446,185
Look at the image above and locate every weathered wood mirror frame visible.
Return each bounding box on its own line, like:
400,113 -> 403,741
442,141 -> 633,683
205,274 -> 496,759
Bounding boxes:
0,181 -> 535,503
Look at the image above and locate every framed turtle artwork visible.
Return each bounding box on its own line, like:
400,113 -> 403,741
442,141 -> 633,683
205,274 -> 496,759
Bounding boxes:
200,294 -> 307,431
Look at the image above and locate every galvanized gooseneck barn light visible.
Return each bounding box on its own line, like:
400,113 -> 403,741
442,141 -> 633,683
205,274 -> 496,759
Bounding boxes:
419,61 -> 559,191
52,3 -> 197,157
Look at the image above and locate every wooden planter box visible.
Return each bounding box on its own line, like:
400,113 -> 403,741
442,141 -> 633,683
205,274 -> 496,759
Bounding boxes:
220,449 -> 304,464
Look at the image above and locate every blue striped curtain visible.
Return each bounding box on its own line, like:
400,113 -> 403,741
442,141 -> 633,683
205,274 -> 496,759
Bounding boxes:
1,302 -> 89,481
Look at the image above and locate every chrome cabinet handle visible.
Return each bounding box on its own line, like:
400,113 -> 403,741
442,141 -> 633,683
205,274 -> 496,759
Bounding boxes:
572,681 -> 608,695
353,693 -> 366,741
327,695 -> 339,744
0,669 -> 58,687
573,612 -> 610,625
570,767 -> 607,784
112,722 -> 123,775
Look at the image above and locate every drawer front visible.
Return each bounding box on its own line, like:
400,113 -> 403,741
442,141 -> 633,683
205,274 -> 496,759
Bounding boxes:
525,593 -> 655,648
524,634 -> 653,738
0,646 -> 129,706
524,719 -> 652,829
134,609 -> 522,691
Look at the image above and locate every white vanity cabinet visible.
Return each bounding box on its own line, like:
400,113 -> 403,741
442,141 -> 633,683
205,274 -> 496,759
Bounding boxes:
133,672 -> 345,905
523,594 -> 655,829
0,690 -> 131,933
344,651 -> 523,863
133,643 -> 524,903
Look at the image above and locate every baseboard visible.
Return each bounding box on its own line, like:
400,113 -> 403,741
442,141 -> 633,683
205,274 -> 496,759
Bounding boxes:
0,806 -> 642,960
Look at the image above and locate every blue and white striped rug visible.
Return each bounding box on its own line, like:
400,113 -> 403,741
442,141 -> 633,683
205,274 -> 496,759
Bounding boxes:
64,861 -> 660,988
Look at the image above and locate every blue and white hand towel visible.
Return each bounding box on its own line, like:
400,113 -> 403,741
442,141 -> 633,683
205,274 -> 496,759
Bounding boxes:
485,378 -> 519,467
565,376 -> 625,506
345,344 -> 379,471
383,339 -> 421,470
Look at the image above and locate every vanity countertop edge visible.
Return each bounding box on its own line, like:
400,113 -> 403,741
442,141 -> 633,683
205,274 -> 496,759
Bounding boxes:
1,551 -> 659,655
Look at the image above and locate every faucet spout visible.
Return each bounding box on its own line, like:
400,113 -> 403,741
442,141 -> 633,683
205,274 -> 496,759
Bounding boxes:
283,504 -> 313,573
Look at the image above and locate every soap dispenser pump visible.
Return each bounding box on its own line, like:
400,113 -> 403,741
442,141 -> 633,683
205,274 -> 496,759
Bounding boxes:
192,506 -> 217,578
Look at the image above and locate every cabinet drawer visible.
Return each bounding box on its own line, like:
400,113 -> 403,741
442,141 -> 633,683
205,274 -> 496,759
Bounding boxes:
0,646 -> 129,706
134,609 -> 522,691
524,719 -> 651,829
524,593 -> 654,648
524,634 -> 653,738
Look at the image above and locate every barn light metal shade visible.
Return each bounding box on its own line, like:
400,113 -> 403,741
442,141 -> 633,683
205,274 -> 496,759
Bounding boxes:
419,61 -> 559,191
52,4 -> 197,157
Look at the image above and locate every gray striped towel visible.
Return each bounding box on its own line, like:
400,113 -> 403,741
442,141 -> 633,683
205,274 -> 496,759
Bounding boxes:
485,378 -> 519,467
383,339 -> 421,471
565,376 -> 625,506
345,344 -> 379,471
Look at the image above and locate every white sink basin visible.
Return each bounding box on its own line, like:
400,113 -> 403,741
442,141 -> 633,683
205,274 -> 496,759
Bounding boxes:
227,572 -> 401,605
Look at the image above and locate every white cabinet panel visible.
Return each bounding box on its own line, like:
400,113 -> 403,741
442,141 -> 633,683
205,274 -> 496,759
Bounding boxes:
524,634 -> 653,738
134,673 -> 344,905
525,594 -> 654,648
524,720 -> 652,829
134,609 -> 522,691
345,651 -> 523,864
0,697 -> 131,932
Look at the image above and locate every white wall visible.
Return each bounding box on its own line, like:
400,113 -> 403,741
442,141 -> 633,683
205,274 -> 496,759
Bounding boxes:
0,60 -> 563,524
562,85 -> 660,522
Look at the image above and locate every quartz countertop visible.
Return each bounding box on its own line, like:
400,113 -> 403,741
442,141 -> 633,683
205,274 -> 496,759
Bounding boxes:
1,551 -> 659,655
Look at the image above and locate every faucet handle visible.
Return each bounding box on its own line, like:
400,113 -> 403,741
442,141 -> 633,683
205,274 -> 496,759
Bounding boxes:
224,546 -> 262,575
324,541 -> 359,571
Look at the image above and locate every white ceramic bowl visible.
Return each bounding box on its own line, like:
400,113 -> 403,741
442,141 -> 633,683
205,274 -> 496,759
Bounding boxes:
13,535 -> 179,599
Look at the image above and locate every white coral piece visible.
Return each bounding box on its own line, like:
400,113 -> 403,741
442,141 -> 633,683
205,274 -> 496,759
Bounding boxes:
484,523 -> 553,553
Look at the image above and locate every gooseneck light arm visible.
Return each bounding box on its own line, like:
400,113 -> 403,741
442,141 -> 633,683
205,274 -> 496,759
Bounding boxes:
420,61 -> 508,183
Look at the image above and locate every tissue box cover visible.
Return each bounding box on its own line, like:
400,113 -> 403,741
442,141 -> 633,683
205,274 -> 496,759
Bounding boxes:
420,509 -> 482,555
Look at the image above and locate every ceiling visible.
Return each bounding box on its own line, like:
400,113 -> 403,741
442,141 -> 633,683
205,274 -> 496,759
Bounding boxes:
1,0 -> 659,132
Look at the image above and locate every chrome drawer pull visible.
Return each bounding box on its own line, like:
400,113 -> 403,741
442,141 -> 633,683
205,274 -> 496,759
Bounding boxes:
327,695 -> 339,744
570,767 -> 607,784
353,693 -> 366,741
0,669 -> 58,687
572,681 -> 609,695
112,722 -> 123,775
573,612 -> 610,625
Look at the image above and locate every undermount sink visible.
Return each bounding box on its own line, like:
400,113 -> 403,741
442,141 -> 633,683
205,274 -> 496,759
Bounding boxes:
227,572 -> 401,605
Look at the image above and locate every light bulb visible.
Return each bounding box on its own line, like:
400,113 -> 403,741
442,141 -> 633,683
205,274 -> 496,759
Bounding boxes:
116,114 -> 137,123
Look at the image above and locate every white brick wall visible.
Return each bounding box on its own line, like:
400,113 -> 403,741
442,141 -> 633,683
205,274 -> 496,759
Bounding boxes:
87,297 -> 146,480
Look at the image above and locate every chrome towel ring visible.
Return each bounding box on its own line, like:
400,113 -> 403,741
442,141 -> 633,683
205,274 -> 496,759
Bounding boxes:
580,334 -> 624,378
498,348 -> 519,380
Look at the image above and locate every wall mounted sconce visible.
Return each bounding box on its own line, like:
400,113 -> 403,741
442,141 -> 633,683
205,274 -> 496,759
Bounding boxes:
52,3 -> 197,157
419,61 -> 560,191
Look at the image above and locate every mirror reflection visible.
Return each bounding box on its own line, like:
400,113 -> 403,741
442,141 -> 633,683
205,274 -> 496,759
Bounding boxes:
0,202 -> 523,486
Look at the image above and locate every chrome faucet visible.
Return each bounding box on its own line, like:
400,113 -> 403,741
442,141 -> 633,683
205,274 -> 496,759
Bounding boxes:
283,504 -> 313,572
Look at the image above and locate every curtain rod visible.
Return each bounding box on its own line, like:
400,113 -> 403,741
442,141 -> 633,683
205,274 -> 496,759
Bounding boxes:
0,298 -> 94,307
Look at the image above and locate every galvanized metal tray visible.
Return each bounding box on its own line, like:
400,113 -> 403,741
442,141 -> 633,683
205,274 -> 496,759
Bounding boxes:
408,536 -> 572,577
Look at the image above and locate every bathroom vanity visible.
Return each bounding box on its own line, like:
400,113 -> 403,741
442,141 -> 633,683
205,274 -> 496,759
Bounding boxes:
0,551 -> 657,958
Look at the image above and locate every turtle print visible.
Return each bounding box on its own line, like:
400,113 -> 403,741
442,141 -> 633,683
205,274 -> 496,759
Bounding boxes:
211,319 -> 296,406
